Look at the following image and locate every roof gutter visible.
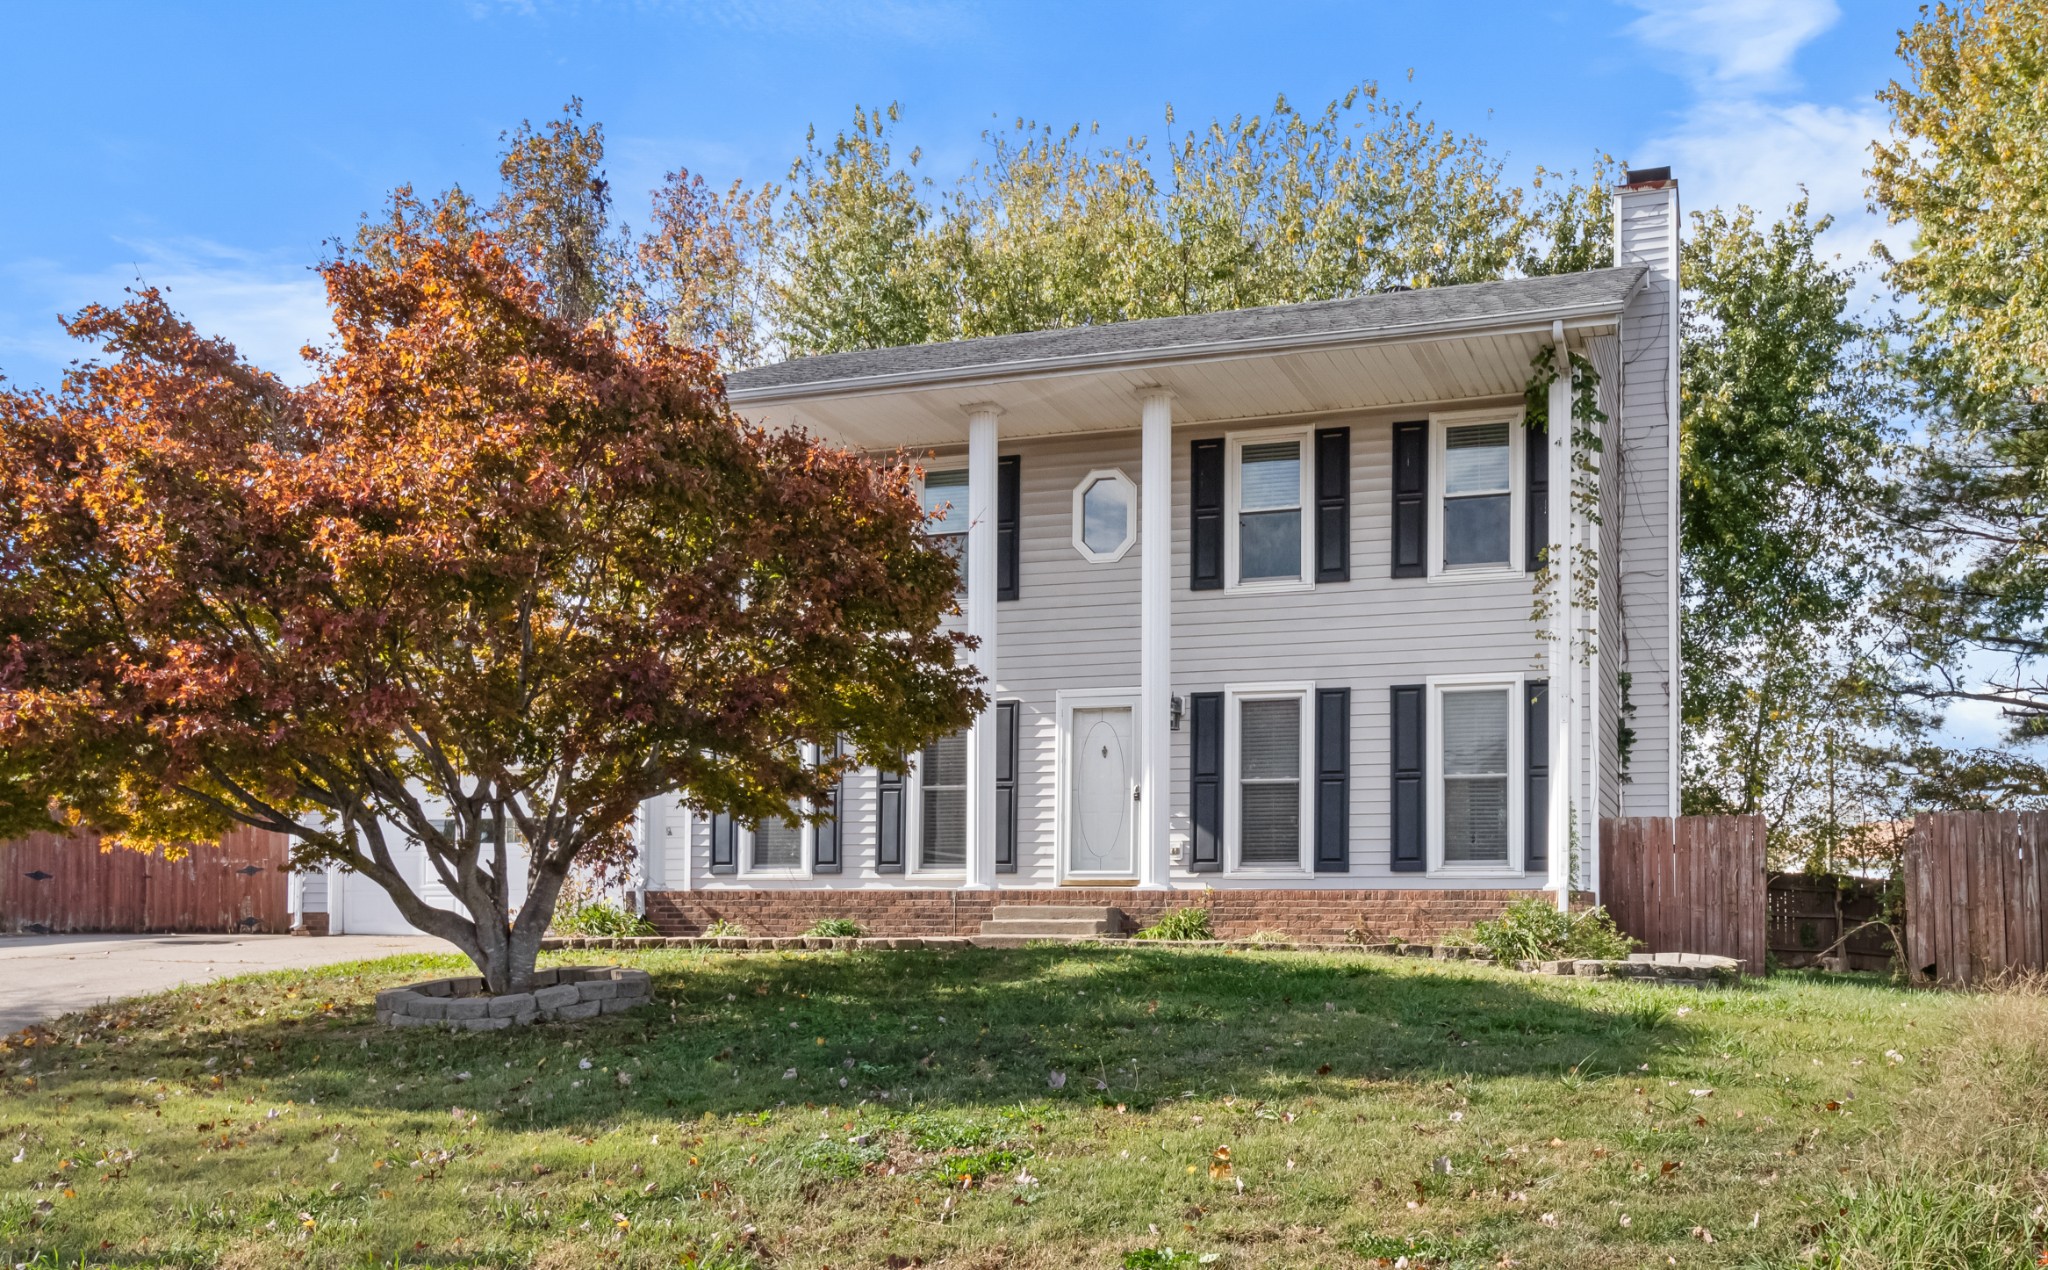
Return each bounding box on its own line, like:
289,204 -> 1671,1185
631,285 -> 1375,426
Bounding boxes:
727,285 -> 1643,407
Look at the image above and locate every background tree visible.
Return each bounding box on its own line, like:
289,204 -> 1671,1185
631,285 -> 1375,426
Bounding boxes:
0,212 -> 977,992
1674,201 -> 1911,863
1872,2 -> 2048,770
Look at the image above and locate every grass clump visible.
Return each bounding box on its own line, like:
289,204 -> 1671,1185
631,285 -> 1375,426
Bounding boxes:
1461,895 -> 1636,962
547,898 -> 655,937
1134,906 -> 1214,940
1122,1248 -> 1219,1268
702,918 -> 747,936
804,916 -> 864,938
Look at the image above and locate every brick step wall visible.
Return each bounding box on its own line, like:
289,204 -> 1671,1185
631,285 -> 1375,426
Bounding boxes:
645,888 -> 1566,943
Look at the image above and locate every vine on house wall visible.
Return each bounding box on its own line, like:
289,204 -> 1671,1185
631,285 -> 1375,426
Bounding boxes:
1523,347 -> 1605,663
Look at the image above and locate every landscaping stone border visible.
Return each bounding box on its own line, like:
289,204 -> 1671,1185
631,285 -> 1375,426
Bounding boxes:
375,965 -> 651,1030
533,936 -> 1743,981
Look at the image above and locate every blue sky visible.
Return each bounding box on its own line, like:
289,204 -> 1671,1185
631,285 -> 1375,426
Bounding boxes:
4,0 -> 2013,749
2,0 -> 1918,389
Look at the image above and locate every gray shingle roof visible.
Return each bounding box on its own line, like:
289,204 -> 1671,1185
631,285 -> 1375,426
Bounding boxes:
727,266 -> 1646,398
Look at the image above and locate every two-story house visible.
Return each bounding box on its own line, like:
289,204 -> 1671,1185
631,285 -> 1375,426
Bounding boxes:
628,169 -> 1682,943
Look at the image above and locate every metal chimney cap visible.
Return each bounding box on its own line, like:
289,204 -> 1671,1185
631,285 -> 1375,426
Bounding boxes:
1622,165 -> 1673,187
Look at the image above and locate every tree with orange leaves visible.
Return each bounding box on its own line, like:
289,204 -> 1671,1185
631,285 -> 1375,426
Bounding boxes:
0,207 -> 978,992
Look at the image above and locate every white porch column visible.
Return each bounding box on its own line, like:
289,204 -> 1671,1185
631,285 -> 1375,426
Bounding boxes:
1138,388 -> 1174,889
963,404 -> 1003,890
1545,328 -> 1575,908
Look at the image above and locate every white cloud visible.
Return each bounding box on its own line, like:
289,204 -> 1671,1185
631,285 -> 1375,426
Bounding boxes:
1624,0 -> 1900,269
0,238 -> 331,389
1651,96 -> 1902,264
1627,0 -> 1842,91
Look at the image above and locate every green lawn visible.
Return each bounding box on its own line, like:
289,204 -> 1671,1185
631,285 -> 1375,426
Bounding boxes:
2,945 -> 2043,1268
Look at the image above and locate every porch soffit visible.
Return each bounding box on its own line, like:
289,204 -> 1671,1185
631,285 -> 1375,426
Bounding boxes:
725,267 -> 1641,450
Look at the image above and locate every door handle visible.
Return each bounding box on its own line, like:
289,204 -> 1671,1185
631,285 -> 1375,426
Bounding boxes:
1132,784 -> 1141,802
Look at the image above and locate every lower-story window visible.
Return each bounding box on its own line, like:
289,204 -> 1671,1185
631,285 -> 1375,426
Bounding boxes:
920,730 -> 968,868
1224,683 -> 1314,872
1239,696 -> 1302,866
752,816 -> 804,871
1430,677 -> 1522,871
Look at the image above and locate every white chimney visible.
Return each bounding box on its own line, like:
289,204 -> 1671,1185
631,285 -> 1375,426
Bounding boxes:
1612,166 -> 1681,818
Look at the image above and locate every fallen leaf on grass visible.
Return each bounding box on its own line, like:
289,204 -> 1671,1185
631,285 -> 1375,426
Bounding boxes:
1048,1071 -> 1066,1090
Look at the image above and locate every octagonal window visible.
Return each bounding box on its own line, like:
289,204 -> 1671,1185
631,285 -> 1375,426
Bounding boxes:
1072,469 -> 1137,563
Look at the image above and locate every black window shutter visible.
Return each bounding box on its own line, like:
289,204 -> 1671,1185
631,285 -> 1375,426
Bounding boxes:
1392,422 -> 1428,578
813,744 -> 844,875
1525,679 -> 1549,874
709,813 -> 737,875
1526,418 -> 1549,575
1189,691 -> 1224,871
1314,427 -> 1350,583
875,764 -> 905,874
1314,687 -> 1350,872
997,455 -> 1021,601
1389,684 -> 1426,872
1190,439 -> 1225,591
995,701 -> 1020,873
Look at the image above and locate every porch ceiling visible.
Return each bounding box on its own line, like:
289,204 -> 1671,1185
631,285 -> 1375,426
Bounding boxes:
725,267 -> 1642,449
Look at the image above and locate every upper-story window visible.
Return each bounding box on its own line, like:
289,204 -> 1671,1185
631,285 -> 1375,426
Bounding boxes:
1227,430 -> 1312,589
1429,412 -> 1524,577
1072,468 -> 1137,562
921,468 -> 969,589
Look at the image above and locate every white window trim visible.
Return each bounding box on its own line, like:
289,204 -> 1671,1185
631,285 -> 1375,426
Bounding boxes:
905,733 -> 967,878
1426,672 -> 1526,878
1224,428 -> 1314,594
1427,407 -> 1526,582
1222,680 -> 1316,876
1071,468 -> 1138,563
1052,688 -> 1143,883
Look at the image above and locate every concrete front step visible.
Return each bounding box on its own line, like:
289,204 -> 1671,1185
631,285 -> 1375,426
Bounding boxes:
976,904 -> 1127,945
978,917 -> 1120,938
988,904 -> 1122,923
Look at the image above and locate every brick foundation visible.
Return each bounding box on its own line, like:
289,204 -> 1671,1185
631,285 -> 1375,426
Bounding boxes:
646,887 -> 1564,943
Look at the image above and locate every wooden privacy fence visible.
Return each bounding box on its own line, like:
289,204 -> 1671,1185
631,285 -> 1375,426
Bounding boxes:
1905,812 -> 2047,988
1601,815 -> 1768,974
0,826 -> 289,935
1767,872 -> 1895,973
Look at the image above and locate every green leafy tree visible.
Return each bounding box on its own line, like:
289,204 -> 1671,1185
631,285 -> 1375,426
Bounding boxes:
773,103 -> 954,357
493,98 -> 629,328
1872,0 -> 2048,403
1675,200 -> 1911,863
1873,2 -> 2048,768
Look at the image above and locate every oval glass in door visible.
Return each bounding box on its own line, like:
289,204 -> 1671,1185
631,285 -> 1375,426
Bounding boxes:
1068,706 -> 1135,875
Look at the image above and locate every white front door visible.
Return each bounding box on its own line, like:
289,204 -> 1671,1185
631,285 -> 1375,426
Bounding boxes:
1068,705 -> 1136,876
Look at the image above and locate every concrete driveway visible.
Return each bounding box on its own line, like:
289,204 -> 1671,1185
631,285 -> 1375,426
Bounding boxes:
0,933 -> 452,1033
